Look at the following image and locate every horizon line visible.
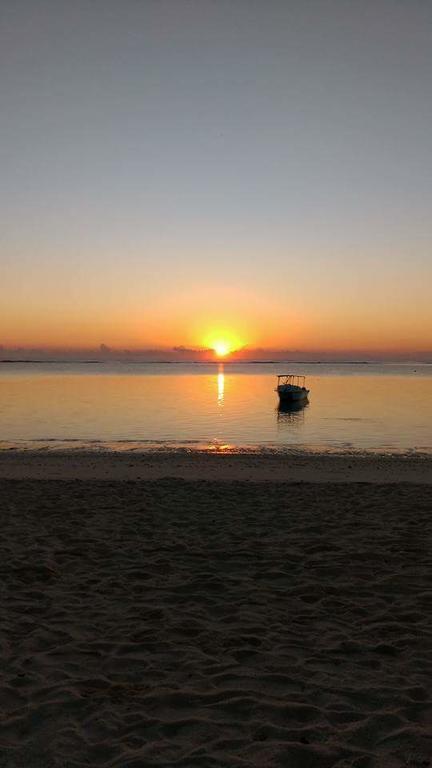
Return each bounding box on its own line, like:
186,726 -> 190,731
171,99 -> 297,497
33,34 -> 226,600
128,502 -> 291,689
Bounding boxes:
1,358 -> 431,366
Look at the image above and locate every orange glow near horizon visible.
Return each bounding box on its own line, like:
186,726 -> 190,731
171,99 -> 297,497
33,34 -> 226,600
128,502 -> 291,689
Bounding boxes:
202,329 -> 244,358
1,257 -> 431,356
1,289 -> 431,356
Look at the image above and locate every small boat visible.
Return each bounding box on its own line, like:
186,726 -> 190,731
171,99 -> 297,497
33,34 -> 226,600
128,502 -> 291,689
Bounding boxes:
276,374 -> 310,403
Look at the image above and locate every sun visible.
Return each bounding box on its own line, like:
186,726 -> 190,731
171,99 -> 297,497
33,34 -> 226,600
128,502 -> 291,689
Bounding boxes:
202,329 -> 243,357
213,340 -> 231,357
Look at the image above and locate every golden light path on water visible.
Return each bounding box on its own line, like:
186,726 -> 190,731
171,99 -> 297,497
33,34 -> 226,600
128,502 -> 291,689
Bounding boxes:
217,365 -> 225,406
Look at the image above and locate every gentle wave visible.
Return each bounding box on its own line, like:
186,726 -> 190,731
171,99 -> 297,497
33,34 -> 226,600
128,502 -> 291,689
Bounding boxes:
1,439 -> 431,457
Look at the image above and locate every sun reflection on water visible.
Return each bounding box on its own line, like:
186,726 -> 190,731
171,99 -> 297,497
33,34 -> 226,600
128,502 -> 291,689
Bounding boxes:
217,364 -> 225,406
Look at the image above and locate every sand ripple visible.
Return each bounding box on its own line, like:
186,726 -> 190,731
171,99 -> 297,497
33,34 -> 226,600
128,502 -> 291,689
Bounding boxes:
1,480 -> 431,767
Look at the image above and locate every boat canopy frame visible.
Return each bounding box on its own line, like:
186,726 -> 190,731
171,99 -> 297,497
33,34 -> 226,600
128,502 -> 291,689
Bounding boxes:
277,374 -> 306,388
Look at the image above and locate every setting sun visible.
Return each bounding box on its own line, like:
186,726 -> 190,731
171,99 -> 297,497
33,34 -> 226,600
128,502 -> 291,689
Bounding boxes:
213,340 -> 231,357
202,329 -> 244,358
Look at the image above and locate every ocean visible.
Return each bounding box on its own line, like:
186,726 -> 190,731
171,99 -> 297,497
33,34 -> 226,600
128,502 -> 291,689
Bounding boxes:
0,361 -> 430,454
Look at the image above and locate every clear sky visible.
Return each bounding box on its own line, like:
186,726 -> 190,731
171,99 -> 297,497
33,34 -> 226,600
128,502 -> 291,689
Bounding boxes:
1,0 -> 431,356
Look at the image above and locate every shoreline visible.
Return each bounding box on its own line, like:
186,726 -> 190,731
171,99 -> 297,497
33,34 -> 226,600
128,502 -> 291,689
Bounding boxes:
1,448 -> 431,483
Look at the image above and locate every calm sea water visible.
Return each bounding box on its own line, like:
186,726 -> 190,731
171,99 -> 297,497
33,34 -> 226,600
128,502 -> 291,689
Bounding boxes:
0,362 -> 431,454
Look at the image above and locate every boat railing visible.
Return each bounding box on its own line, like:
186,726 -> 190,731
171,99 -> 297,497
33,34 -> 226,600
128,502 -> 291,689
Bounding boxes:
277,374 -> 306,388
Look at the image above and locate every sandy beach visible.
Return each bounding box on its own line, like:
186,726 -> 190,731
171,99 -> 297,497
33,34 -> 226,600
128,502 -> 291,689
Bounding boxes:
0,449 -> 431,484
1,452 -> 431,767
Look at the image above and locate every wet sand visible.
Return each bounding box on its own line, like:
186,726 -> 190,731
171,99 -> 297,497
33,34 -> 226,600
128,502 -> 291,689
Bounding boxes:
0,448 -> 431,483
1,452 -> 431,766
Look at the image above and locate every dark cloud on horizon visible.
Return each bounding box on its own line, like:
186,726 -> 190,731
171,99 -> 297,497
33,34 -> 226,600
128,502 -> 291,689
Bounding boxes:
0,345 -> 430,363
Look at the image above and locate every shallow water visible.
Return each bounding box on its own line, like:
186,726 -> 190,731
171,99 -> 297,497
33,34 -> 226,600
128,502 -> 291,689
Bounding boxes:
0,362 -> 431,454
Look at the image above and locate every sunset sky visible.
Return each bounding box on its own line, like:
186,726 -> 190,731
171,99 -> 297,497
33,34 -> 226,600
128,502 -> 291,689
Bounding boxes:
1,0 -> 431,357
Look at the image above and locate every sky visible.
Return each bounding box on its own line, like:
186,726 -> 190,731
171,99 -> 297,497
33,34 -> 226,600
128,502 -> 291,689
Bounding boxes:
1,0 -> 431,358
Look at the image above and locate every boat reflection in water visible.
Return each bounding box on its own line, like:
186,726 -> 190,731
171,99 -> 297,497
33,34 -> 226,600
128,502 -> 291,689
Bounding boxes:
276,398 -> 309,427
